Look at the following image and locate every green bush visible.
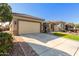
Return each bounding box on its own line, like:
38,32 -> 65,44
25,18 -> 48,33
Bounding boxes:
0,32 -> 13,55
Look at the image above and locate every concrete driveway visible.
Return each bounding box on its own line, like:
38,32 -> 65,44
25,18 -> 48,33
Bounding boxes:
20,33 -> 79,56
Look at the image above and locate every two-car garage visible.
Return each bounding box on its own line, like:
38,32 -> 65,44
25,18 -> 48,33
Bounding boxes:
18,21 -> 41,35
10,13 -> 44,35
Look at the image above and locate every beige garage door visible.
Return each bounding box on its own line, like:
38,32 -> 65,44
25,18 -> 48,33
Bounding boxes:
18,21 -> 40,34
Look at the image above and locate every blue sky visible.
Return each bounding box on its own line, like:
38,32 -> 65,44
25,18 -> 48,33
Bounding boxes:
9,3 -> 79,23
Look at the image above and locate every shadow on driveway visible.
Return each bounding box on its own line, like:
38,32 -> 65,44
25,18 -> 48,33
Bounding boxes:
26,42 -> 71,56
11,39 -> 71,56
21,33 -> 60,43
18,33 -> 72,56
11,41 -> 71,56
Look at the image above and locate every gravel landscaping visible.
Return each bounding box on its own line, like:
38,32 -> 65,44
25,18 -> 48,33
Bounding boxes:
8,36 -> 38,56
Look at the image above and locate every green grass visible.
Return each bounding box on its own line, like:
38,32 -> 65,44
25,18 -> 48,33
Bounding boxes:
52,32 -> 79,41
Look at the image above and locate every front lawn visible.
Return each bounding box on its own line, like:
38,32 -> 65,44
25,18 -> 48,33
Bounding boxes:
52,32 -> 79,41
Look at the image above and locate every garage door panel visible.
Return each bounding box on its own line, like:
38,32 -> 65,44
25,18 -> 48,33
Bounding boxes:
19,21 -> 40,34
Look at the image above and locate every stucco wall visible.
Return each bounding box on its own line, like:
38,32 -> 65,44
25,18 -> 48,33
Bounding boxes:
10,15 -> 43,35
10,18 -> 18,35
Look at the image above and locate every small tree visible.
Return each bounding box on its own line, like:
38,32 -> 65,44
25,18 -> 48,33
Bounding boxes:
0,3 -> 13,22
0,4 -> 13,55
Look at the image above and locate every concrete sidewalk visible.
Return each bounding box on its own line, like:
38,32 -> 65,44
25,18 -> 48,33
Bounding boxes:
20,33 -> 79,56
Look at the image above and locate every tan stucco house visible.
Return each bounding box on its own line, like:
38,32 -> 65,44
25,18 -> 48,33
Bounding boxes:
10,13 -> 44,35
10,13 -> 75,35
47,21 -> 75,32
43,21 -> 66,33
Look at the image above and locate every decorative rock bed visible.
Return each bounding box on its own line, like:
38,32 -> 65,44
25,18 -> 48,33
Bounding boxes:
9,37 -> 38,56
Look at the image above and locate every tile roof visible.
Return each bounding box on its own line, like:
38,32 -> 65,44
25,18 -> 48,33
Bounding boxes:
13,12 -> 45,21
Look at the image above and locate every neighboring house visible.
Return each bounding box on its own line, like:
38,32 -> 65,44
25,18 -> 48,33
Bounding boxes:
43,21 -> 66,33
65,23 -> 75,31
43,21 -> 75,33
10,13 -> 44,35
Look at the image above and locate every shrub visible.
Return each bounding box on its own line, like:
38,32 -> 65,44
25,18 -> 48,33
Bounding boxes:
0,32 -> 13,55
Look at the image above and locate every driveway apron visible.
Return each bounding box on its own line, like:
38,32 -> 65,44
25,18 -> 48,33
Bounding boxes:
20,33 -> 79,56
